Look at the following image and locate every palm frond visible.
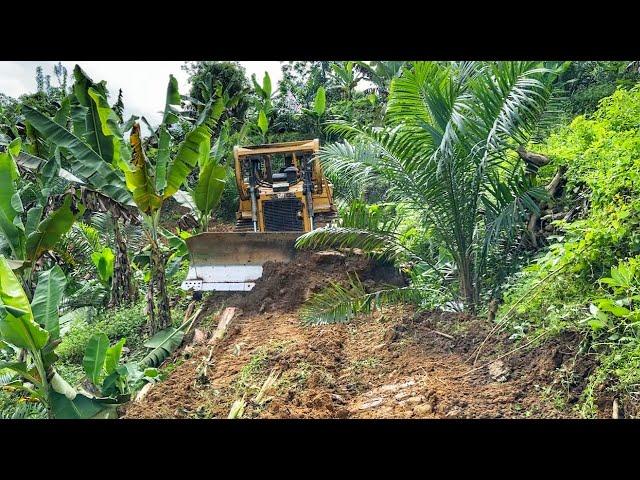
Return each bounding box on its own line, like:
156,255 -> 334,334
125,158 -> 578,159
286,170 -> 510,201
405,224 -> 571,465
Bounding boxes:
472,62 -> 557,163
90,211 -> 114,237
299,274 -> 424,325
295,226 -> 422,265
339,200 -> 401,232
60,279 -> 108,311
54,222 -> 102,269
0,371 -> 16,386
319,140 -> 381,189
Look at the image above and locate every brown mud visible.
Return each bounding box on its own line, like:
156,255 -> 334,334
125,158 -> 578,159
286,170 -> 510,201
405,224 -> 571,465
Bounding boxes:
124,251 -> 599,419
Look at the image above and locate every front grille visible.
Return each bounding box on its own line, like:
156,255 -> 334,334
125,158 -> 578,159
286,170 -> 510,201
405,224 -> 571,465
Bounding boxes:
263,198 -> 303,232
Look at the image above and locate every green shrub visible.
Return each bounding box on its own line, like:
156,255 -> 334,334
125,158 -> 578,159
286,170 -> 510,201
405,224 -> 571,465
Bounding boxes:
503,85 -> 640,323
56,302 -> 148,364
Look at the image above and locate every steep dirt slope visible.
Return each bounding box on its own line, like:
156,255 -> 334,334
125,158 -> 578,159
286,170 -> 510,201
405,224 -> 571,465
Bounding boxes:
124,252 -> 590,419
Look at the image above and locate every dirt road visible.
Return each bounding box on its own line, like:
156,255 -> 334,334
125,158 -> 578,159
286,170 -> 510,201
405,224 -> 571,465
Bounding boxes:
124,252 -> 589,419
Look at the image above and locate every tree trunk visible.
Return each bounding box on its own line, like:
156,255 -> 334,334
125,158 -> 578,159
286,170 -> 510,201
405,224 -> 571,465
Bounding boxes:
110,217 -> 138,308
524,165 -> 568,249
459,258 -> 477,314
145,272 -> 156,335
149,238 -> 171,333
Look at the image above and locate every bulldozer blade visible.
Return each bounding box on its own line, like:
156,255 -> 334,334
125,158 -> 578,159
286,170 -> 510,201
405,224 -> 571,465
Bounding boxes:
181,232 -> 301,292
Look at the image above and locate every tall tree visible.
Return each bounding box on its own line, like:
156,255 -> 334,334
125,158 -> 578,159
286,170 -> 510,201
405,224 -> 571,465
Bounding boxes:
182,61 -> 250,134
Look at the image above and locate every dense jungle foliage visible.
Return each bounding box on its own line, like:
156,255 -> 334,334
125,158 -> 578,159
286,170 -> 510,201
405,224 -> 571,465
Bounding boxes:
1,60 -> 639,418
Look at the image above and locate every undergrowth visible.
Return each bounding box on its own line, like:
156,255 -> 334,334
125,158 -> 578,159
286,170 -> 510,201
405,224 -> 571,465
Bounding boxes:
501,85 -> 640,416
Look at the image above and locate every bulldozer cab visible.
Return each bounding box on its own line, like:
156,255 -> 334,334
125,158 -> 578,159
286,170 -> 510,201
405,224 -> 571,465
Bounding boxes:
181,139 -> 337,292
233,139 -> 336,233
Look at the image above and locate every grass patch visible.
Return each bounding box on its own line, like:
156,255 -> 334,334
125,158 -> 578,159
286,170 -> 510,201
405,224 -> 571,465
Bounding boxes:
232,340 -> 292,400
351,357 -> 381,373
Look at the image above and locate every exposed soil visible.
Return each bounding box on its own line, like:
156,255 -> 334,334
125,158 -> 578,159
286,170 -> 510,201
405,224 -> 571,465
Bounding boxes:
124,252 -> 598,419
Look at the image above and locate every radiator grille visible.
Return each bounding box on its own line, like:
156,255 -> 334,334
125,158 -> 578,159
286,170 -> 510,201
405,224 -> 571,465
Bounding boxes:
263,198 -> 304,232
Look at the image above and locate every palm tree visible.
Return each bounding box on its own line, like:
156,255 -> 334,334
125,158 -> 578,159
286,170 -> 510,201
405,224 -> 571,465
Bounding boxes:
296,61 -> 560,321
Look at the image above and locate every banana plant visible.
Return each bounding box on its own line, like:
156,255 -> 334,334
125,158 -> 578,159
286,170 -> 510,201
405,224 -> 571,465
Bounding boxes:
91,246 -> 115,287
21,69 -> 133,206
301,86 -> 327,139
175,156 -> 228,233
0,140 -> 84,292
122,75 -> 226,333
0,256 -> 110,418
21,66 -> 138,306
251,72 -> 274,141
81,333 -> 158,403
330,61 -> 361,100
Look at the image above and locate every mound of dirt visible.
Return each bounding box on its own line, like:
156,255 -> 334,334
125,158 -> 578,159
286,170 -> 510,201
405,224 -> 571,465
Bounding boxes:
223,251 -> 405,315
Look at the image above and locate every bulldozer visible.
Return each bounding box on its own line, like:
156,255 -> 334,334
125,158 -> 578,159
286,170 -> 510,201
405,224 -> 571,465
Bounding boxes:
181,139 -> 337,292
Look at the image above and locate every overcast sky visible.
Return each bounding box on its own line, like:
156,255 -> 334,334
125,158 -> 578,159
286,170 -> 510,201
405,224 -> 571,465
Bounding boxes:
0,61 -> 284,128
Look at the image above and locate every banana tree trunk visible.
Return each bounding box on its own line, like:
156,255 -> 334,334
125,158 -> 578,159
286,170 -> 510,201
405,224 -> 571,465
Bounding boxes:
149,236 -> 171,333
145,268 -> 156,334
110,217 -> 138,307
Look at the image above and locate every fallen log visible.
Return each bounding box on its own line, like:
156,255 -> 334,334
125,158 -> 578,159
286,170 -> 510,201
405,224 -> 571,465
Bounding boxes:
134,383 -> 153,403
517,146 -> 550,172
525,164 -> 568,248
209,307 -> 238,344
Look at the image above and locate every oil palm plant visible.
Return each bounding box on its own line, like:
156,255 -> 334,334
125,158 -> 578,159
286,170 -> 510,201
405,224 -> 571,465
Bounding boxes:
296,61 -> 561,321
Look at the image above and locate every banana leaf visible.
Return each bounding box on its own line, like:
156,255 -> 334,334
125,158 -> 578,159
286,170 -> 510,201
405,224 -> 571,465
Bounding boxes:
140,326 -> 185,368
83,333 -> 109,385
0,360 -> 40,384
173,190 -> 197,211
0,150 -> 25,259
72,66 -> 116,162
91,246 -> 114,285
124,123 -> 162,214
25,195 -> 83,263
257,109 -> 268,135
162,122 -> 212,199
53,95 -> 71,127
162,74 -> 181,125
22,105 -> 133,206
194,162 -> 227,217
313,86 -> 326,116
31,265 -> 66,340
50,391 -> 104,419
104,338 -> 126,375
0,256 -> 49,351
14,151 -> 84,183
88,87 -> 129,170
155,75 -> 182,192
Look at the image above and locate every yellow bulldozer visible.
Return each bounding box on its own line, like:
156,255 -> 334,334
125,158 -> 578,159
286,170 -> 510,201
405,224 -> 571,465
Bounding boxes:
182,139 -> 337,292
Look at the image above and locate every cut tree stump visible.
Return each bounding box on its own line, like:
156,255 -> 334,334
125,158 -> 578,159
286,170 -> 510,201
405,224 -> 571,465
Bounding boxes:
208,307 -> 237,344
